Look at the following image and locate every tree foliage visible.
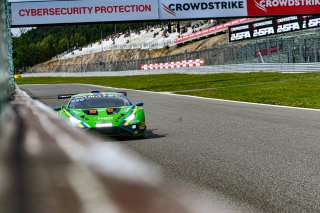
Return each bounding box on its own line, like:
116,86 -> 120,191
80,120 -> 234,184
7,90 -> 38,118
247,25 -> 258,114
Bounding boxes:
12,22 -> 152,68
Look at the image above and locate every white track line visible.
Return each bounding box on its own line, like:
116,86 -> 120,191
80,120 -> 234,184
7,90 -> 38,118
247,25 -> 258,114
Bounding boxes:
80,83 -> 320,113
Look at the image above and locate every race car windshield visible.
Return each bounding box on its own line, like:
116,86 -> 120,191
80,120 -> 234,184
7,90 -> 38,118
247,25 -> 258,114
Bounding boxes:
68,96 -> 132,109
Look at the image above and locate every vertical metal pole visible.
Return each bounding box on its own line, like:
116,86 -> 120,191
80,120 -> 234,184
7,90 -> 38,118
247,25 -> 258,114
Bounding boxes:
277,40 -> 280,63
226,28 -> 230,45
299,42 -> 303,63
80,56 -> 83,72
67,36 -> 69,53
292,37 -> 296,63
304,39 -> 307,63
313,41 -> 317,62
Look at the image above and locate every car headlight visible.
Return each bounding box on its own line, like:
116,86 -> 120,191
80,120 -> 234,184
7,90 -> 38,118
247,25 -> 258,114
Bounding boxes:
126,114 -> 135,122
69,117 -> 81,124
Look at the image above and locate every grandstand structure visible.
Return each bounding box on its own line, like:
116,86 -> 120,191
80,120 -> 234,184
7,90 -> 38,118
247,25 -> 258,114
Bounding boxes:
59,26 -> 178,60
58,19 -> 253,60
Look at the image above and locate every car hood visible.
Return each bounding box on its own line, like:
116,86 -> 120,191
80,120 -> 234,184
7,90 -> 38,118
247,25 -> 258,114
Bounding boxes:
64,105 -> 134,128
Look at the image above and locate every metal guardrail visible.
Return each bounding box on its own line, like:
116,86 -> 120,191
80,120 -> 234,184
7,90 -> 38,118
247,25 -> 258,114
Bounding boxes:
22,63 -> 320,78
194,63 -> 320,73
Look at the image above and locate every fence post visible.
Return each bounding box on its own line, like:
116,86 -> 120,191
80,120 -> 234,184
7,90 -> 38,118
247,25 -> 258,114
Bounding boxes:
0,0 -> 9,119
304,39 -> 307,63
3,0 -> 15,98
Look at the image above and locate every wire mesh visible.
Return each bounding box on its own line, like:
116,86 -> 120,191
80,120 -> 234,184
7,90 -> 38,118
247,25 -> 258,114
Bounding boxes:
0,0 -> 15,120
4,0 -> 15,96
26,27 -> 320,73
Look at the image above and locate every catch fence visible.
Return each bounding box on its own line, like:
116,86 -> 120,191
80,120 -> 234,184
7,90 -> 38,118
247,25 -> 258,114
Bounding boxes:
27,30 -> 320,73
0,0 -> 15,120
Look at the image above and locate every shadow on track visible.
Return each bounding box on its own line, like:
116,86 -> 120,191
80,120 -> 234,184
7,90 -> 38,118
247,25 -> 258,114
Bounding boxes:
94,129 -> 167,142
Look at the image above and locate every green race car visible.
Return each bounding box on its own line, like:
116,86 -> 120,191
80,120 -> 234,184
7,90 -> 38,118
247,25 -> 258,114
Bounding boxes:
54,91 -> 146,137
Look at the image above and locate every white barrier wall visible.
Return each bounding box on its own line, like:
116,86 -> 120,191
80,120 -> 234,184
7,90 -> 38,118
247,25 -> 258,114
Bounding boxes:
22,63 -> 320,77
141,58 -> 204,70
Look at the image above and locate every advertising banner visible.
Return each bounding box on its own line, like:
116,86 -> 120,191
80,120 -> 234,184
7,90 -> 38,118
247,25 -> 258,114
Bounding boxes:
229,16 -> 317,42
229,22 -> 252,41
10,0 -> 320,27
10,0 -> 159,26
246,0 -> 320,16
276,16 -> 304,33
252,18 -> 275,38
175,18 -> 253,43
308,15 -> 320,28
159,0 -> 248,19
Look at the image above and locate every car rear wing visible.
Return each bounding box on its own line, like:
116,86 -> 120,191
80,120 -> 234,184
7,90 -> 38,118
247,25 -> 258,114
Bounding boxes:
58,91 -> 127,99
117,91 -> 127,96
58,94 -> 75,99
91,91 -> 127,96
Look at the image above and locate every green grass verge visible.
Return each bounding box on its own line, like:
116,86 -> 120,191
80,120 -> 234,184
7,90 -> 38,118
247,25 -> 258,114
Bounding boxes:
16,72 -> 320,109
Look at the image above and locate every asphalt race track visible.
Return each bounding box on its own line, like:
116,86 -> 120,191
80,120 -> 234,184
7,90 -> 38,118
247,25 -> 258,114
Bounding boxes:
20,84 -> 320,212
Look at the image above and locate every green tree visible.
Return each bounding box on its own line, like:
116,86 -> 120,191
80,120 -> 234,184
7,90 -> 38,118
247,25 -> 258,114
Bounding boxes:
12,21 -> 159,68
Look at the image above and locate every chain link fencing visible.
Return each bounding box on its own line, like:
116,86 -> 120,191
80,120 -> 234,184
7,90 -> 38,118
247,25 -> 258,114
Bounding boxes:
26,28 -> 320,73
5,0 -> 15,95
0,0 -> 15,120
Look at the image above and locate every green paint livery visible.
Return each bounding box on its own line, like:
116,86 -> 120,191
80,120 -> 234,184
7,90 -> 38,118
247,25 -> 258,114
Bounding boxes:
54,91 -> 146,137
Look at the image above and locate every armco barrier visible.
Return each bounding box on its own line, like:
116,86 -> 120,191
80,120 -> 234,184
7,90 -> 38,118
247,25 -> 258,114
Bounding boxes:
195,63 -> 320,73
22,63 -> 320,77
141,58 -> 204,70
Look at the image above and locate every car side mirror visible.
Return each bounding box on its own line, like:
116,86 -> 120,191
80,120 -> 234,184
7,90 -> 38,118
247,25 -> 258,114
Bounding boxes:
54,106 -> 62,111
136,102 -> 144,107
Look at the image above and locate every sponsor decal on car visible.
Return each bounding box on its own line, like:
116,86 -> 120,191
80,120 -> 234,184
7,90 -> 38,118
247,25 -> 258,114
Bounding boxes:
97,117 -> 113,120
